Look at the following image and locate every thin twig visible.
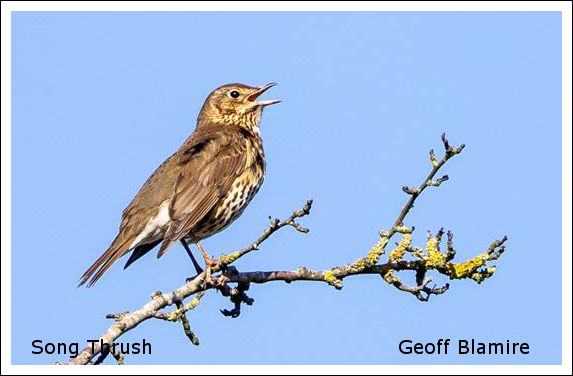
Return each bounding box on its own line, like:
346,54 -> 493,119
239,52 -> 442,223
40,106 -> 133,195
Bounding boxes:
218,199 -> 313,266
392,133 -> 464,237
66,134 -> 506,365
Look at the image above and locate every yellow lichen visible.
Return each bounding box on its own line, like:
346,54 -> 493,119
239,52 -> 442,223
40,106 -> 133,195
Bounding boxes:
350,237 -> 388,272
164,295 -> 203,321
366,238 -> 388,264
366,247 -> 382,264
350,258 -> 368,271
450,252 -> 488,278
388,233 -> 412,262
472,266 -> 496,283
186,296 -> 202,310
323,270 -> 341,287
382,270 -> 400,285
163,309 -> 183,321
219,251 -> 241,265
426,236 -> 446,267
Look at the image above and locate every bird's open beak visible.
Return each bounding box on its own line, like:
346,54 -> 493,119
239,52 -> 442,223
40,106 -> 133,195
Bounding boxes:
248,82 -> 281,106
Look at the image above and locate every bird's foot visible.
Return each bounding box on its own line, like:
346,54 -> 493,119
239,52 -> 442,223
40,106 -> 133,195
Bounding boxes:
192,241 -> 221,288
195,242 -> 218,268
184,254 -> 223,292
204,265 -> 231,289
185,264 -> 224,289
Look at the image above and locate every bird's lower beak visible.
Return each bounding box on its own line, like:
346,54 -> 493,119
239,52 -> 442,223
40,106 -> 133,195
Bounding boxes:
248,82 -> 281,106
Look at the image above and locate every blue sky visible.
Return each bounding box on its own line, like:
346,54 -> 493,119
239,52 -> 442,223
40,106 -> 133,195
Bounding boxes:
11,11 -> 562,365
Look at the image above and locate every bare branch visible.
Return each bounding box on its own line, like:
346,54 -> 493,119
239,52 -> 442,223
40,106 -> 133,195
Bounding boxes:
217,199 -> 313,266
153,292 -> 204,346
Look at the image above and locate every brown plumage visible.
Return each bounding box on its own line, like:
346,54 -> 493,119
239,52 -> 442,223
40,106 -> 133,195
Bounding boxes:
78,83 -> 279,287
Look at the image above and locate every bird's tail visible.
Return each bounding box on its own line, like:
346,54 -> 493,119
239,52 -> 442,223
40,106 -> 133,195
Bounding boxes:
78,233 -> 131,288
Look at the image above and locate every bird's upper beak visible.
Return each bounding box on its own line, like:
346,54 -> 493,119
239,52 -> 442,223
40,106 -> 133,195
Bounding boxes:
248,82 -> 281,106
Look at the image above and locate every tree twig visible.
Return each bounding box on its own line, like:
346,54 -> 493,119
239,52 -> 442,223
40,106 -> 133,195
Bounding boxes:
66,133 -> 506,365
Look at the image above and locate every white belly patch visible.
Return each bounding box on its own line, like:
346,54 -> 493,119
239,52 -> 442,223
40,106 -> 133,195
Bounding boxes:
128,200 -> 170,249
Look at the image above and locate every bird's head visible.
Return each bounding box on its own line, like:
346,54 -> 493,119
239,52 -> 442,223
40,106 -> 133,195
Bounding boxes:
198,83 -> 280,130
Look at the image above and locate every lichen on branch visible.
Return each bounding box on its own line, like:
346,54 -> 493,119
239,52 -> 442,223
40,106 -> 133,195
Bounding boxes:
66,133 -> 507,365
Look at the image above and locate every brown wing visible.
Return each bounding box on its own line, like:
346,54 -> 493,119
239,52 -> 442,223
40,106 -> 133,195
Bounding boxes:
77,151 -> 183,288
78,124 -> 247,286
120,151 -> 183,222
78,133 -> 205,287
156,127 -> 247,257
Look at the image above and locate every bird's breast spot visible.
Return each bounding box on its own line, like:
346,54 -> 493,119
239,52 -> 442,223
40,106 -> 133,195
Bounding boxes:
128,201 -> 171,249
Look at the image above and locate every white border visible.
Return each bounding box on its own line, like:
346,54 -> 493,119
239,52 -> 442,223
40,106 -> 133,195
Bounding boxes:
1,1 -> 571,375
0,364 -> 572,375
1,0 -> 12,375
561,1 -> 573,375
0,1 -> 570,11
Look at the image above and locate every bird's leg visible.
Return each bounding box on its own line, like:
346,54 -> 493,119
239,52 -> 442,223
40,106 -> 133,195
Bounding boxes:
180,240 -> 203,274
195,241 -> 217,267
194,241 -> 221,287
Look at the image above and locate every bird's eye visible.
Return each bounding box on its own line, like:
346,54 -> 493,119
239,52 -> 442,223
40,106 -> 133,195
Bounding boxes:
229,90 -> 240,99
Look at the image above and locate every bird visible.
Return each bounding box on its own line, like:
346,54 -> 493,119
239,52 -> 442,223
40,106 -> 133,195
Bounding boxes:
78,82 -> 280,287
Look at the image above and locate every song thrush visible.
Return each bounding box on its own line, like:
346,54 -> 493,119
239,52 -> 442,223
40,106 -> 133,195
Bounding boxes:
78,82 -> 279,287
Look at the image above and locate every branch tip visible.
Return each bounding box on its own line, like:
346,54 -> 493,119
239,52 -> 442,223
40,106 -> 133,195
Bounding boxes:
441,132 -> 450,150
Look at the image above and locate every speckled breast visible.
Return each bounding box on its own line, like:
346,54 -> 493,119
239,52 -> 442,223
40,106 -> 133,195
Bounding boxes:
191,140 -> 265,240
